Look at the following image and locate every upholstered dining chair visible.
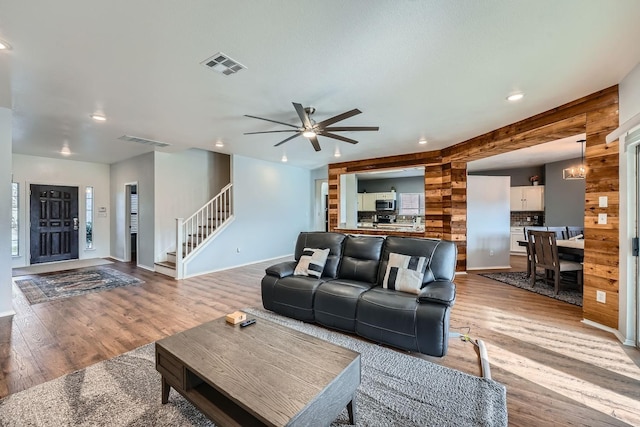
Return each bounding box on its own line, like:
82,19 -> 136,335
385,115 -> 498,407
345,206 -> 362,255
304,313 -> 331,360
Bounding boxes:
528,230 -> 583,295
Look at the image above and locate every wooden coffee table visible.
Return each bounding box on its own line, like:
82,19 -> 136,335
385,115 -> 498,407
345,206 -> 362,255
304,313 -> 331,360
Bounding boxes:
155,315 -> 360,426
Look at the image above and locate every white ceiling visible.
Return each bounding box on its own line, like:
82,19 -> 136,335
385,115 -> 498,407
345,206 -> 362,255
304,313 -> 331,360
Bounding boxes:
1,1 -> 640,169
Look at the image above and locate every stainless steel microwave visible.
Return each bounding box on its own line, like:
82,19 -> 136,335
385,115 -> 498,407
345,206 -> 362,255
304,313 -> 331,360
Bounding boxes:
375,200 -> 396,211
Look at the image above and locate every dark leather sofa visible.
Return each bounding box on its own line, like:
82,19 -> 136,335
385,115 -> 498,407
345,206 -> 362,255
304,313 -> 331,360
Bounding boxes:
261,232 -> 457,357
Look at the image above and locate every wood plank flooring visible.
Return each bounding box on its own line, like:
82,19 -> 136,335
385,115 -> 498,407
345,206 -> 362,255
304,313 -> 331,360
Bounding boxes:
1,256 -> 639,426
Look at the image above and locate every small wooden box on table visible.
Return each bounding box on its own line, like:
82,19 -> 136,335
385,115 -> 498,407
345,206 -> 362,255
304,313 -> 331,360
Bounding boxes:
156,316 -> 360,426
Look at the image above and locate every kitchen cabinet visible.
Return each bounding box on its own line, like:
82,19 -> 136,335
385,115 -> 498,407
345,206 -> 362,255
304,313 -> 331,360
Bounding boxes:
376,192 -> 397,201
357,191 -> 397,211
510,185 -> 544,211
510,227 -> 526,254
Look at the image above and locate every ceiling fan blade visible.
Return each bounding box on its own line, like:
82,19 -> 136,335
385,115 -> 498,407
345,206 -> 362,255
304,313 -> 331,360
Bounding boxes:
316,109 -> 362,128
245,114 -> 299,129
292,102 -> 312,128
309,135 -> 321,152
322,132 -> 359,145
274,132 -> 302,147
244,130 -> 299,135
323,126 -> 379,132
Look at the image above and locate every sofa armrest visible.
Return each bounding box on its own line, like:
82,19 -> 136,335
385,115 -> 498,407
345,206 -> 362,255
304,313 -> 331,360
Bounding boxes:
265,261 -> 297,278
417,280 -> 456,306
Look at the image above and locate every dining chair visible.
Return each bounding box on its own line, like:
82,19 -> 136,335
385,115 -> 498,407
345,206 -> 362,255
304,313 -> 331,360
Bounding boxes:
546,226 -> 567,240
523,226 -> 547,277
528,230 -> 583,295
566,226 -> 584,238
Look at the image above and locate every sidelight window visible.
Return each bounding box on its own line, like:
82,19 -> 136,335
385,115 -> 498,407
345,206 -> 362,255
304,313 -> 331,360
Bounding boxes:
11,182 -> 18,256
86,186 -> 94,249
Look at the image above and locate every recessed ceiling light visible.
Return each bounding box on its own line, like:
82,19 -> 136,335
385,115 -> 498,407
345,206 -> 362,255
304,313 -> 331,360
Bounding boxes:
0,39 -> 12,50
215,141 -> 224,148
506,93 -> 524,102
334,149 -> 341,157
60,146 -> 71,156
90,114 -> 106,121
281,155 -> 288,162
418,139 -> 428,145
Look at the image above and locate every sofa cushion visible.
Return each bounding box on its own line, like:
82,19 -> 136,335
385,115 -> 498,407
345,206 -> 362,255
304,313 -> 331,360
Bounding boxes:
314,279 -> 375,332
294,248 -> 330,278
382,252 -> 427,294
271,275 -> 327,322
295,232 -> 346,278
338,235 -> 384,283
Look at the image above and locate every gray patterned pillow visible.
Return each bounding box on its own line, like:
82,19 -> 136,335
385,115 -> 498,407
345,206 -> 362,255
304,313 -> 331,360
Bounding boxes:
383,252 -> 427,294
294,248 -> 330,278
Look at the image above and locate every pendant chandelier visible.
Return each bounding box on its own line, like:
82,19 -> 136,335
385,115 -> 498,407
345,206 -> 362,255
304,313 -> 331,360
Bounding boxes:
563,139 -> 586,180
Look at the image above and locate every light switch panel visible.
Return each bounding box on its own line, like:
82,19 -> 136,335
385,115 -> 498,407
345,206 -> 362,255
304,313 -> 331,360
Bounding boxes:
599,196 -> 608,207
598,213 -> 607,224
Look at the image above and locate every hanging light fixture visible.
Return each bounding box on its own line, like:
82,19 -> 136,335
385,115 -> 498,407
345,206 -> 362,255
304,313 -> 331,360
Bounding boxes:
563,139 -> 586,180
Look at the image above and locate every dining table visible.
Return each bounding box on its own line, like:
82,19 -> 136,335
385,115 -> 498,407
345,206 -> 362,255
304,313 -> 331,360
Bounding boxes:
517,239 -> 584,258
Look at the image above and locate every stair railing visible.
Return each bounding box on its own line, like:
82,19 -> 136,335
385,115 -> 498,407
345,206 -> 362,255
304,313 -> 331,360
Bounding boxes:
175,183 -> 233,279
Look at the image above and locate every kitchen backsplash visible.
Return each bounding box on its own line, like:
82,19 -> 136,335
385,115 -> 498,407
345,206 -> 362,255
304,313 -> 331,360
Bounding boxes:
511,211 -> 545,226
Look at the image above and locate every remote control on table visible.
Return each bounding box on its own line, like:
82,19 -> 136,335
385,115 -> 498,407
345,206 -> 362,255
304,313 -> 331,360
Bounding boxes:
240,318 -> 256,328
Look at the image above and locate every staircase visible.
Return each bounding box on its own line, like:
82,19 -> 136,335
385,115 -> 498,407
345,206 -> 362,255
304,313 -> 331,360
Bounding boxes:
155,184 -> 234,279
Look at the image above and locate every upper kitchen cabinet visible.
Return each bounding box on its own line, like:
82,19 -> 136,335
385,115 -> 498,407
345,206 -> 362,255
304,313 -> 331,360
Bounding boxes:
510,185 -> 544,211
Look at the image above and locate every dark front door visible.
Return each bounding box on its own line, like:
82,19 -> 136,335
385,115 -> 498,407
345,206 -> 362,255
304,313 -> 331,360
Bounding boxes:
30,185 -> 79,264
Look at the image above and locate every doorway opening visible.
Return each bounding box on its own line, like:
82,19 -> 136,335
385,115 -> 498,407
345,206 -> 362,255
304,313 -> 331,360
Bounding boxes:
124,183 -> 138,264
315,179 -> 329,231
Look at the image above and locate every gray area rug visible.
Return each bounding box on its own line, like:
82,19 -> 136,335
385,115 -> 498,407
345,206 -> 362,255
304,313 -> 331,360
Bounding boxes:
0,307 -> 508,426
14,267 -> 144,305
479,271 -> 582,306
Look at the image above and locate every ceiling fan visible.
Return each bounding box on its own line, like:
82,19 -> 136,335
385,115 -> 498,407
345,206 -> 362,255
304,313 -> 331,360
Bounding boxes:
244,102 -> 379,152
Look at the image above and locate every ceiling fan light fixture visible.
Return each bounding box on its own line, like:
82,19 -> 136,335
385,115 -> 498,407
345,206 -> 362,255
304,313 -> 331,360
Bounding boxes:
302,130 -> 316,138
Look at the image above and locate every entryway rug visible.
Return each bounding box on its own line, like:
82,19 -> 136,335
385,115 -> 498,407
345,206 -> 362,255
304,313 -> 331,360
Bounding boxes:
0,308 -> 508,427
479,271 -> 582,306
14,267 -> 144,305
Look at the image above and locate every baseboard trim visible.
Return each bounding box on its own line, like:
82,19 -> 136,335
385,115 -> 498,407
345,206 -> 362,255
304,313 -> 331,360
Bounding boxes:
454,271 -> 467,276
0,309 -> 16,319
466,265 -> 512,270
581,319 -> 636,347
137,264 -> 155,272
183,253 -> 293,279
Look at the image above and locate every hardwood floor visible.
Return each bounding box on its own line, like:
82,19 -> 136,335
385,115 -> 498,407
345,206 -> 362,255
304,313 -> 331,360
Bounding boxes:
1,256 -> 639,426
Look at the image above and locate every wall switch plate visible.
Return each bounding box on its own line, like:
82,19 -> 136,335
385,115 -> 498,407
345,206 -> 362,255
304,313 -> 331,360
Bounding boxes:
599,196 -> 608,207
596,290 -> 606,303
598,213 -> 607,225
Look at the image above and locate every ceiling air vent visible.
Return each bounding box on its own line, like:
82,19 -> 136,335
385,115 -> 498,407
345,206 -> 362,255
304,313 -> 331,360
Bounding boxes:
118,135 -> 171,148
200,52 -> 246,75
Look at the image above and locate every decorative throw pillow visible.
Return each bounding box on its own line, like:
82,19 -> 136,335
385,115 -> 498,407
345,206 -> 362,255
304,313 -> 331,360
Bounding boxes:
294,248 -> 330,279
383,252 -> 427,294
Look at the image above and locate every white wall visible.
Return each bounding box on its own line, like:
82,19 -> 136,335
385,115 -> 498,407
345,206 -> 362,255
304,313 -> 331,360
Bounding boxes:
0,108 -> 13,317
11,154 -> 111,267
619,60 -> 640,345
154,149 -> 228,262
467,175 -> 511,269
184,155 -> 312,276
110,153 -> 155,269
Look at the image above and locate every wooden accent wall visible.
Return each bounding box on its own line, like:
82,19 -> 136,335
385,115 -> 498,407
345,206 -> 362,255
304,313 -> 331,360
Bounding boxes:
328,85 -> 619,328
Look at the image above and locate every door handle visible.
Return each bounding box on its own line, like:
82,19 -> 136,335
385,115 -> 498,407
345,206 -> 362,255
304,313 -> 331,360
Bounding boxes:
73,217 -> 79,230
